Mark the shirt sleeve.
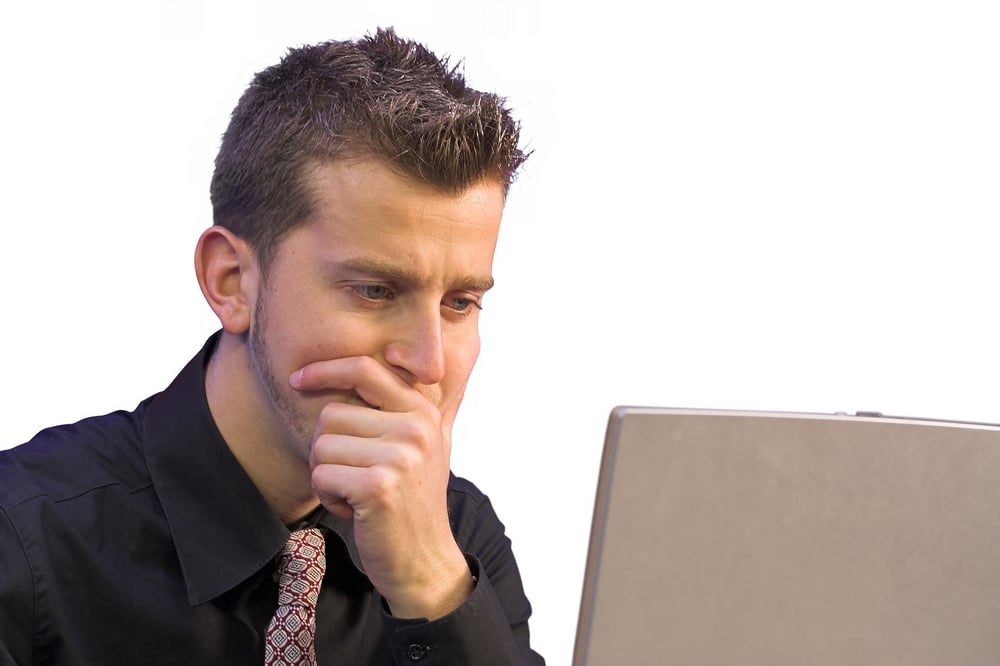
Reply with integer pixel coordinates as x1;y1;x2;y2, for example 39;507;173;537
378;491;544;665
0;507;35;665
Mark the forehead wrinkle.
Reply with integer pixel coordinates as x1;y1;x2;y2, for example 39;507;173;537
333;257;494;292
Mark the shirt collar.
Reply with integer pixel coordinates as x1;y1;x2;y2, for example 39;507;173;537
142;333;365;606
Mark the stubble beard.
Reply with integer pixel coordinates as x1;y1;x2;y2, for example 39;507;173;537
248;288;315;457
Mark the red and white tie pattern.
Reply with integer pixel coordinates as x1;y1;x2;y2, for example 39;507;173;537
265;528;327;665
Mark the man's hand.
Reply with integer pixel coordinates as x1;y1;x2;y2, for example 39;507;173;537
290;356;474;620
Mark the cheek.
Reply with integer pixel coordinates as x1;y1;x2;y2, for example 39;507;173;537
291;316;382;369
444;333;482;383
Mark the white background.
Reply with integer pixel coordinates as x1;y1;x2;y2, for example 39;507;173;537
2;1;999;663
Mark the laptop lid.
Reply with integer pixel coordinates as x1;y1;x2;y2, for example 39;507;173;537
574;406;1000;666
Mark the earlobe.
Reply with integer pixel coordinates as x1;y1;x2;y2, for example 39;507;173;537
194;226;257;334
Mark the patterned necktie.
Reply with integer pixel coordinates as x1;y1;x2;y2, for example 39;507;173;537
265;528;327;665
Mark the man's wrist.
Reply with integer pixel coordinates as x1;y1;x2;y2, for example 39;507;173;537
383;550;476;620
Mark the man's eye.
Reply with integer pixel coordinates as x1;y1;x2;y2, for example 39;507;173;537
446;296;482;313
353;285;393;300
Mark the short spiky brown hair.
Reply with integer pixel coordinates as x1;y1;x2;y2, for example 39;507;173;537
210;27;528;272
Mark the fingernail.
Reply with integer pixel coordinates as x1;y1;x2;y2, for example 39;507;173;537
289;369;303;388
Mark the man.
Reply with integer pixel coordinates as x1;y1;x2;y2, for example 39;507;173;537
0;28;543;665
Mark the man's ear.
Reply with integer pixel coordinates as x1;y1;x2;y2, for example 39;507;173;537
194;226;258;334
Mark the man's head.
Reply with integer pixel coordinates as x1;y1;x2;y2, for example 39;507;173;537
197;30;526;477
210;27;527;275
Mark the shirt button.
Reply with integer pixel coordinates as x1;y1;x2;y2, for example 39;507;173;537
407;643;432;661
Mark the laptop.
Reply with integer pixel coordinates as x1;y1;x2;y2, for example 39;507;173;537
574;406;1000;666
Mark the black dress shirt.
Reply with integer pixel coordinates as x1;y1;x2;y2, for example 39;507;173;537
0;335;543;665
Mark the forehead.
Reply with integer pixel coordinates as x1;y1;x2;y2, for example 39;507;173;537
270;158;505;282
301;158;505;236
307;156;503;209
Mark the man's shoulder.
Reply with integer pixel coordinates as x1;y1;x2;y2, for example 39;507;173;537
446;472;490;505
0;398;156;510
445;472;512;541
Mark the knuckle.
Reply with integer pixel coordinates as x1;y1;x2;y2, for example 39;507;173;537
396;417;428;445
366;467;397;502
394;444;423;474
354;355;380;374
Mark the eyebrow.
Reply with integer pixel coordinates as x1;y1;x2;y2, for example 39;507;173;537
334;257;495;292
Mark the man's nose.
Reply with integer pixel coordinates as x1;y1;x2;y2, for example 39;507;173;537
383;305;446;386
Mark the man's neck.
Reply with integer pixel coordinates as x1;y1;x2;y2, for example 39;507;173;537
204;332;321;524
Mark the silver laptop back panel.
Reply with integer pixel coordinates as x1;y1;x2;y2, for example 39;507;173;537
575;407;1000;666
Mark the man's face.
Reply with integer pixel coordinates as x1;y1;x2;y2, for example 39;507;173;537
246;158;505;458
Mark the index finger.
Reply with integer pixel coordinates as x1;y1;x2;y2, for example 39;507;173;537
289;356;420;413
